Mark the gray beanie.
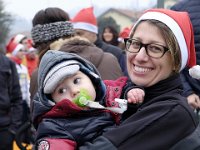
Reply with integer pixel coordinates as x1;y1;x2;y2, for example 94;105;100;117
44;60;99;94
39;50;106;101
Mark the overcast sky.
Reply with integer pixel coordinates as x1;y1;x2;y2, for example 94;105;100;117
3;0;157;20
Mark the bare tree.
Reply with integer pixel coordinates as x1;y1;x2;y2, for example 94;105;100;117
0;0;12;53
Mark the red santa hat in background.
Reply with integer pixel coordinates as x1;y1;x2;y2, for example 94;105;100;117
6;37;17;54
11;44;25;56
6;37;24;56
119;27;131;39
118;27;131;42
71;7;98;34
132;8;200;80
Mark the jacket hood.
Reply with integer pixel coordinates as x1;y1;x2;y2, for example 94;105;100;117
32;50;106;123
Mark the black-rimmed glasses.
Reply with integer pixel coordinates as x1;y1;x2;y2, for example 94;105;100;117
124;38;169;58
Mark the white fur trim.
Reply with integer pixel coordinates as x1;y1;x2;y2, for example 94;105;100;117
43;60;80;94
73;22;98;34
189;65;200;80
133;11;188;71
14;34;26;43
12;44;24;56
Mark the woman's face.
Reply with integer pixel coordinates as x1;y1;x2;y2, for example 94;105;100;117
103;28;113;42
126;21;173;87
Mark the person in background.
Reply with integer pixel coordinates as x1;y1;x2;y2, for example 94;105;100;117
6;38;32;145
6;42;30;123
79;8;199;150
20;37;38;77
171;0;200;110
101;25;120;47
30;7;74;107
71;7;127;76
6;34;39;77
0;50;23;150
13;34;30;51
26;46;38;77
8;34;29;68
32;50;144;150
6;42;30;107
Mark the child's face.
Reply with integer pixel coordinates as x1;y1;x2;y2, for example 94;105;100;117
16;49;26;60
51;71;96;103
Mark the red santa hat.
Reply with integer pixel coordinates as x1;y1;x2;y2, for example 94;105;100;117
118;27;131;42
132;8;200;79
6;37;17;53
6;38;24;56
11;44;25;56
71;7;98;34
119;27;131;39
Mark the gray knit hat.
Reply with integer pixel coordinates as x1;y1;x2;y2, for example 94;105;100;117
40;50;106;102
31;21;75;44
44;60;83;94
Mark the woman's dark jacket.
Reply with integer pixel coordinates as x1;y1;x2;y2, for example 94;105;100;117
0;54;23;134
79;74;198;150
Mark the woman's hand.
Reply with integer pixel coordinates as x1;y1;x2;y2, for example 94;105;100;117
187;93;200;110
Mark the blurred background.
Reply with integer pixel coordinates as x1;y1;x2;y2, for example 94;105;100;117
0;0;180;52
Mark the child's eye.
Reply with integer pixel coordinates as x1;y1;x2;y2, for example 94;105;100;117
74;78;81;84
58;88;67;94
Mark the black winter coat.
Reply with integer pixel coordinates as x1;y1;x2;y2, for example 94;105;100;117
0;54;23;134
79;74;198;150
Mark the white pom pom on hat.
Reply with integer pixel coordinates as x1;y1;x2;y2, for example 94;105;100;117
133;8;200;78
189;65;200;80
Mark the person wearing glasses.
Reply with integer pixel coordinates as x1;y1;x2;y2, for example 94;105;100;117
79;8;199;150
32;50;145;150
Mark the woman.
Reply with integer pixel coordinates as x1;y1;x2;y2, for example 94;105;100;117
101;26;119;47
79;8;199;150
30;7;74;105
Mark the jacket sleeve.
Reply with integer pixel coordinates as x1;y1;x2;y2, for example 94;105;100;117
180;71;193;97
9;60;23;134
120;80;141;120
36;138;76;150
35;119;77;150
79;136;117;150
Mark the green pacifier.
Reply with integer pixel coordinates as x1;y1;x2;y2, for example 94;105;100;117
73;89;92;107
